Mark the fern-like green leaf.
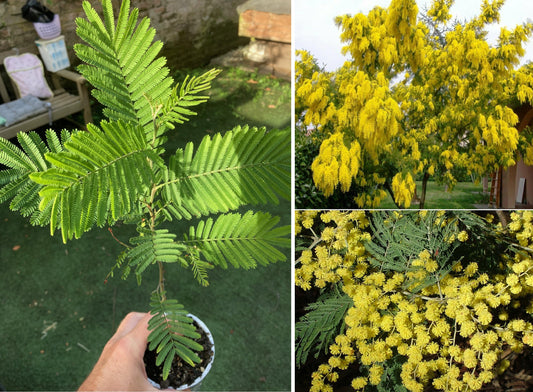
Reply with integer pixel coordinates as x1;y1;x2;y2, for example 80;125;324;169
186;245;213;287
375;356;410;392
365;211;461;293
160;126;290;220
295;290;352;368
106;248;132;281
29;120;159;242
185;211;290;269
158;69;221;131
125;227;188;277
148;291;202;380
75;0;172;132
0;130;70;219
75;0;215;140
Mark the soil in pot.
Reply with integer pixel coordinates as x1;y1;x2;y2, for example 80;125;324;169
144;320;214;389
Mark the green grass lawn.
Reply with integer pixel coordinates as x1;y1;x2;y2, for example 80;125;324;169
0;66;291;391
378;181;488;209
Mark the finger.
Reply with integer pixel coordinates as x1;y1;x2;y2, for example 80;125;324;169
123;313;153;358
130;312;152;343
113;312;147;340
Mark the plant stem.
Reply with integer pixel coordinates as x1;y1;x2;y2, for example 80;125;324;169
147;180;166;300
401;290;445;302
107;227;130;249
295;228;322;265
158;261;166;300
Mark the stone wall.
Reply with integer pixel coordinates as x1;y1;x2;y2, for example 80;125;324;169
0;0;249;70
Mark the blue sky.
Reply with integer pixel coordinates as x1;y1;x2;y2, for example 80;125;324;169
294;0;533;70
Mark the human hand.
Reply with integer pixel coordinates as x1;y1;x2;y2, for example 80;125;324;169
78;312;158;391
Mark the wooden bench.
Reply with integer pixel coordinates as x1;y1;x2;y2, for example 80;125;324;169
237;0;291;79
0;50;92;139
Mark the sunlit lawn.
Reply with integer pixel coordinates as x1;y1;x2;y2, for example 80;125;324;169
379;181;489;209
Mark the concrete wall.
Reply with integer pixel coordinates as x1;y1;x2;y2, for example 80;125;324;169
0;0;248;69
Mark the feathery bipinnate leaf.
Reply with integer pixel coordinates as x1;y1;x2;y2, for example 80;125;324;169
125;227;188;279
365;211;460;293
185;211;290;269
74;0;216;140
157;69;221;132
108;228;213;287
75;0;171;132
0;130;70;223
189;255;213;287
30;120;161;243
160;126;291;220
148;291;202;380
295;290;352;368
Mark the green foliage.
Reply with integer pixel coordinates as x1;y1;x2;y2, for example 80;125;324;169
185;211;290;270
294;130;328;209
452;211;514;273
295;288;352;368
0;130;70;221
75;0;170;132
74;0;217;140
29;121;161;242
356;356;410;392
365;211;462;293
148;290;203;380
376;357;409;392
365;210;512;293
161;126;290;220
0;0;289;382
126;227;188;277
160;70;220;130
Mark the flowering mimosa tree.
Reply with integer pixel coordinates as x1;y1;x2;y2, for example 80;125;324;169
295;0;533;208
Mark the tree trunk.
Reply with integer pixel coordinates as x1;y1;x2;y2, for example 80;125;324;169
419;172;430;209
495;209;508;227
385;181;402;209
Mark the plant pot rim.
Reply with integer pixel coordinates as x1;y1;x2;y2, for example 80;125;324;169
148;313;215;391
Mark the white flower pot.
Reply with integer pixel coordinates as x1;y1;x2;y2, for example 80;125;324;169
148;313;215;391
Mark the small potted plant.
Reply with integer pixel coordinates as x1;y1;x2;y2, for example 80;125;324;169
0;0;290;389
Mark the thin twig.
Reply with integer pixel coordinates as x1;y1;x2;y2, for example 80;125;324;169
108;227;130;249
77;342;90;352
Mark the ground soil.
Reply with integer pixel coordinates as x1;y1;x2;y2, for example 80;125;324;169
144;320;214;390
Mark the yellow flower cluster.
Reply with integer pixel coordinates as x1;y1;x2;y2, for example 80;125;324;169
295;210;370;290
427;0;453;23
311;133;361;197
391;172;416;208
337;0;425;75
354;187;389;209
297;211;533;392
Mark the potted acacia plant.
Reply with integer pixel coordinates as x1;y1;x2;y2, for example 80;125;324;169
0;0;290;389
